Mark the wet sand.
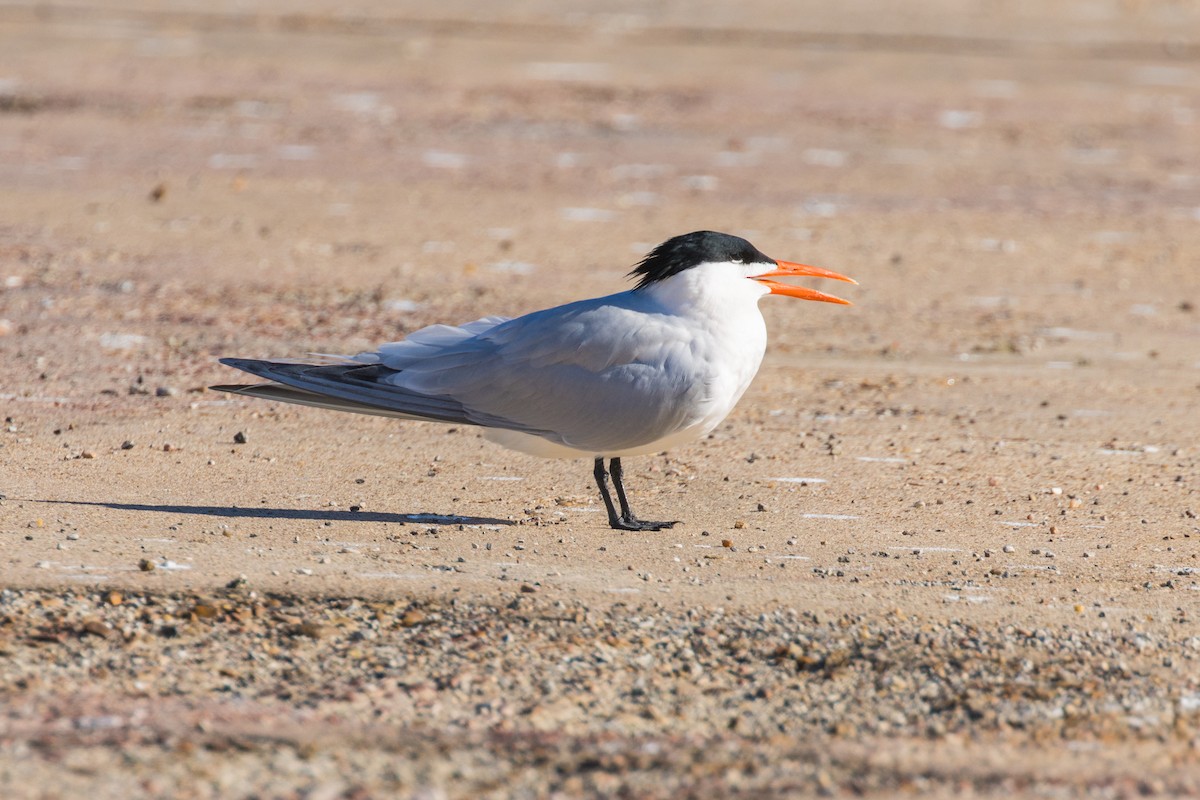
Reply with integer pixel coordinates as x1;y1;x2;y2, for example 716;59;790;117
2;2;1199;796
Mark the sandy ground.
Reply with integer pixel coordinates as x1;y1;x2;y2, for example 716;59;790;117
2;1;1200;797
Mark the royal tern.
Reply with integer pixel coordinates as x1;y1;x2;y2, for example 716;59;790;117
213;231;855;530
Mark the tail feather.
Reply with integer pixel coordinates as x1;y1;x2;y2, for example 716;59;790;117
211;382;443;421
213;357;474;425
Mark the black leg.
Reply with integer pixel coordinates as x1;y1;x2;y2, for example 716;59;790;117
603;457;677;531
593;457;622;529
609;457;636;520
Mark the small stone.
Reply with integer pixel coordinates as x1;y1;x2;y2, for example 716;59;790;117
81;619;111;638
733;520;745;529
163;443;177;452
1051;487;1063;495
106;591;123;606
1002;544;1015;553
120;440;135;450
400;609;426;627
294;567;313;576
139;558;156;571
520;584;537;593
155;386;178;397
192;604;218;619
294;621;325;639
721;539;733;548
80;451;96;459
233;431;247;444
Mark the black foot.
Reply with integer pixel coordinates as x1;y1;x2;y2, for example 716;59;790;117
610;516;678;532
593;456;681;532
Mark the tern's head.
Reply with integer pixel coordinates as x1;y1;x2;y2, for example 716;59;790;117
629;231;855;304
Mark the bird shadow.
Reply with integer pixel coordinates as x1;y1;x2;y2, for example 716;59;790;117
33;499;514;527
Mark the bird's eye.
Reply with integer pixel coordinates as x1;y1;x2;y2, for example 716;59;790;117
731;258;744;264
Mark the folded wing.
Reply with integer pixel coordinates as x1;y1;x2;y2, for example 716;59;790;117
216;295;709;454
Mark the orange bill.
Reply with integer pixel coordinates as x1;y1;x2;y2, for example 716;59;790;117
752;260;857;305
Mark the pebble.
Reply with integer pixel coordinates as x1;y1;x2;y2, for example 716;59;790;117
81;619;111;638
1002;544;1015;553
0;584;1187;795
294;621;325;639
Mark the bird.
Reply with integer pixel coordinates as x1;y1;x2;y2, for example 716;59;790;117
213;230;855;531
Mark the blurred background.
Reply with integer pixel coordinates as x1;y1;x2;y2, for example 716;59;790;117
2;1;1198;379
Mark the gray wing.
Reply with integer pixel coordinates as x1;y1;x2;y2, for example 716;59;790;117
213;360;483;425
214;316;516;425
214;316;552;438
216;296;715;454
376;297;713;453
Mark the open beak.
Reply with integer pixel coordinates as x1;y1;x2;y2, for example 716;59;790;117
752;260;857;305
